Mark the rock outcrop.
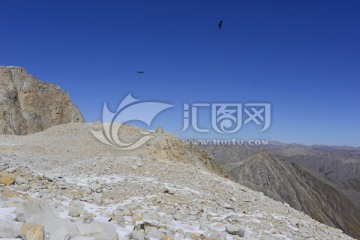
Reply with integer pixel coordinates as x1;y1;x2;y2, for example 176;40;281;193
0;66;84;135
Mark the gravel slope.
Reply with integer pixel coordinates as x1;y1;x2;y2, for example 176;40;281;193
0;123;354;240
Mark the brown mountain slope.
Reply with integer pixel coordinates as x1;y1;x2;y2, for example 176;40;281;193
223;150;360;239
276;146;360;207
202;143;360;207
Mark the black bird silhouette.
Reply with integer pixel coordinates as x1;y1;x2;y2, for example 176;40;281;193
136;71;144;74
218;20;222;29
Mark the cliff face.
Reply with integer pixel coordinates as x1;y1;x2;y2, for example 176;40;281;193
0;66;84;135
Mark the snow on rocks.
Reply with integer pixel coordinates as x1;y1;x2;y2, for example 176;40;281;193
0;123;356;240
43;170;55;182
225;224;246;237
68;200;85;217
0;220;22;238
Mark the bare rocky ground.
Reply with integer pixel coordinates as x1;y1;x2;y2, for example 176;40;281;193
0;123;354;240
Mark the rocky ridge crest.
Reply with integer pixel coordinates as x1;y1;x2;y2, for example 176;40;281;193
0;66;84;135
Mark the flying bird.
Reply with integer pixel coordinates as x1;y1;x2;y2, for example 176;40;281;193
218;20;222;29
136;71;144;74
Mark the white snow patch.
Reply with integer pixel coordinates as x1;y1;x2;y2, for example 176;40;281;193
0;207;16;221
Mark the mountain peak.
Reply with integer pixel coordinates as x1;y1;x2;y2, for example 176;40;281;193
247;149;273;164
0;66;84;135
257;149;271;158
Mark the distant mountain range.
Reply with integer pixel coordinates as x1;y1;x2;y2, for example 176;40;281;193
201;142;360;239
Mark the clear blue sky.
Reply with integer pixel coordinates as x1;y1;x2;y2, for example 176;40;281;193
1;0;359;146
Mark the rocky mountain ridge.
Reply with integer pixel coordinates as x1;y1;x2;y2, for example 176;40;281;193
0;123;354;239
0;66;84;135
202;144;360;239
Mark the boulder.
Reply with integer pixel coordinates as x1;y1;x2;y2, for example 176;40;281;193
155;126;164;134
68;200;84;217
0;172;15;185
15;176;29;184
6;167;17;173
132;230;145;240
90;183;102;193
0;220;22;238
21;199;54;221
49;227;71;240
21;222;45;240
75;221;118;240
145;227;164;239
71;237;96;240
225;224;246;237
43;171;55;182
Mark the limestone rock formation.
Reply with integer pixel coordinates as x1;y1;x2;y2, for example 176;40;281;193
0;66;84;135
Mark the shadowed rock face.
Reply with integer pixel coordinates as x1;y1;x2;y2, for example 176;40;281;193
0;66;84;135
